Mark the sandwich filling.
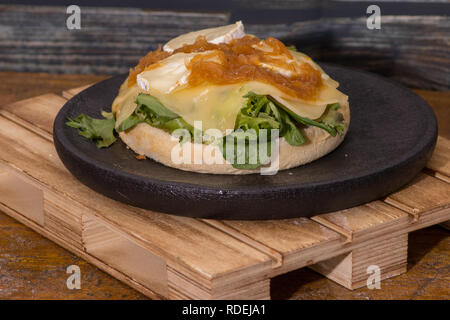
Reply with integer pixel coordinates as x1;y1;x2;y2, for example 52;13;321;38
67;22;349;170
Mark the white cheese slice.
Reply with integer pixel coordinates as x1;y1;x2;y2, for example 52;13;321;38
137;52;196;94
163;21;245;52
118;43;348;132
112;80;140;129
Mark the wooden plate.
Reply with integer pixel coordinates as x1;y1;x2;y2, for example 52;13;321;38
53;64;437;220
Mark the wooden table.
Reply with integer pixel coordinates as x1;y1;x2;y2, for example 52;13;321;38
0;72;448;300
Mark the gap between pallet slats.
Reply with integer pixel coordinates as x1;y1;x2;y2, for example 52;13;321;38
202;220;284;268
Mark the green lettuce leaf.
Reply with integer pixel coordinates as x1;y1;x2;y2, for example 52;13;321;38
237;91;305;146
116;113;143;132
117;93;194;137
279;108;305;146
66;112;116;148
219;129;272;170
317;103;346;135
136;94;179;124
67;93;196;150
222;92;345;169
66;90;345;171
268;97;345;137
222;92;303;169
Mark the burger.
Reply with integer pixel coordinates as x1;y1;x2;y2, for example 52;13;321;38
67;21;350;174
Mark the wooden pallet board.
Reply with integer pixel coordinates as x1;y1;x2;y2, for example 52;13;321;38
0;85;448;299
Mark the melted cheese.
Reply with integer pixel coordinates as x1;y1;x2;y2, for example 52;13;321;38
163;21;245;52
136;52;217;94
122;51;347;132
114;27;347;133
156;84;247;132
112;80;140;129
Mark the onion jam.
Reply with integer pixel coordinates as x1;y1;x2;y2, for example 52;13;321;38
128;35;322;101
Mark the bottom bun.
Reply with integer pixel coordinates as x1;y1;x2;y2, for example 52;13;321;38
119;102;350;174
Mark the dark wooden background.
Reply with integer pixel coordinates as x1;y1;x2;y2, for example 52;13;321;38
0;1;449;89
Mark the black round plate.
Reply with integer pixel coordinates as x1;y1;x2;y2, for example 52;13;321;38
53;64;437;220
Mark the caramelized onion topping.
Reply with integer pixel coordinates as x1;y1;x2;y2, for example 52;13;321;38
128;35;322;100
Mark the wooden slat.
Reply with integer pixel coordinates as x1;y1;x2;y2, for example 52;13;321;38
0;93;66;136
203;220;284;268
432;172;450;184
440;220;450;231
207;218;342;275
311;201;409;243
311;233;408;290
62;83;95;100
309;174;450;250
45;200;83;250
309;216;353;243
385;173;450;216
82;214;169;298
0;116;273;296
0;167;44;227
427;136;450;179
221;218;340;256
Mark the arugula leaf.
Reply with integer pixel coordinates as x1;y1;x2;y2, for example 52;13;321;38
66;112;116;148
236;93;280;132
222;91;346;169
279;108;305;146
158;117;194;136
136;94;179;124
317;103;346;135
242;92;271;117
219;129;272;170
116;113;144;132
236;92;305;146
66;93;195;149
117;93;195;137
222;92;299;169
235;112;280;132
268;97;345;137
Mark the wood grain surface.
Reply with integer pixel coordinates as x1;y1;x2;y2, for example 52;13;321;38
0;71;448;299
0;3;449;90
